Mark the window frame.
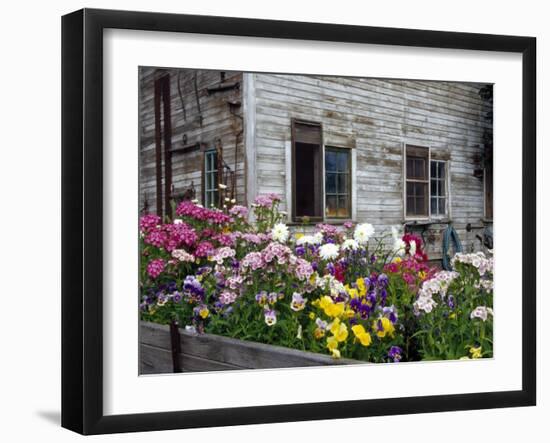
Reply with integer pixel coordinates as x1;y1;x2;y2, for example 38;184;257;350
324;146;352;220
430;159;449;219
403;143;450;221
290;118;324;223
203;148;219;209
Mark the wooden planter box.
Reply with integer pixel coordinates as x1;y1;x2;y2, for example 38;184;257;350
140;321;360;374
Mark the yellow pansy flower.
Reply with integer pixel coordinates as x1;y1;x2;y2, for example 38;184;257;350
326;335;338;351
347;288;359;299
330;348;341;359
351;324;372;347
319;296;345;318
295;232;304;240
344;308;355;319
309;312;315;320
356;278;367;297
469;346;483;359
199;307;209;319
329;318;349;342
418;270;427;280
393;257;402;264
373;317;395;338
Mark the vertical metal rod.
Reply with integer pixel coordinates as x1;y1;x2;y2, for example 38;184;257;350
169;319;182;373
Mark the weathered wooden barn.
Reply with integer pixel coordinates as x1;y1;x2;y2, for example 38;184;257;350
139;67;493;261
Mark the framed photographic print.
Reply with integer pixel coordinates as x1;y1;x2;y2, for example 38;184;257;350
61;8;536;435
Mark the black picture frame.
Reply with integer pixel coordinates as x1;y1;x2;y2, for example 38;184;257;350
61;8;537;435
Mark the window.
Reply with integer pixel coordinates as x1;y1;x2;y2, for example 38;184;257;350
291;120;323;221
430;160;447;216
325;147;351;218
405;145;448;218
204;149;219;208
405;145;429;217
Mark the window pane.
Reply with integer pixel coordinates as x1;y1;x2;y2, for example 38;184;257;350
407;196;415;215
438;198;446;215
417;182;427;198
326;195;337;217
420;159;427;179
431;197;438;215
406;158;414;178
406;182;415;199
407;157;427;180
431;161;436;178
338;195;349;217
326;173;336;193
207;152;213;171
416;194;425;215
325;151;337;172
337;173;348;194
337;151;349;172
438;161;446;180
431;179;437;196
407;182;427;216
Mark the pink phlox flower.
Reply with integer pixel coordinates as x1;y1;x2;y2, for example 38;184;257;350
146;258;165;279
139;214;161;233
195;241;215;258
241;252;264;270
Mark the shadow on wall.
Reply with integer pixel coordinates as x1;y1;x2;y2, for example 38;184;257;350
35;410;60;426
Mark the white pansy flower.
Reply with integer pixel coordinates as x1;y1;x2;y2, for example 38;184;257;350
470;306;493;322
296;235;314;246
271;223;289;243
409;240;417;256
353;223;375;245
313;231;324;244
342;239;359;251
318;243;340;261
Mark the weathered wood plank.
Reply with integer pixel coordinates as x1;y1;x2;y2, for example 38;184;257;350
140;321;360;373
140;344;242;374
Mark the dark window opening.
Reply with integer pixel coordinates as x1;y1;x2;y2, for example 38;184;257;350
292;120;323;221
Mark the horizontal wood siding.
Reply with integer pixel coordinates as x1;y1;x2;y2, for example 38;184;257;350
139;68;246;213
140;321;359;374
252;73;493;258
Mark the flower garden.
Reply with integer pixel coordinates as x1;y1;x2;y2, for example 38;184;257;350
140;193;494;364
